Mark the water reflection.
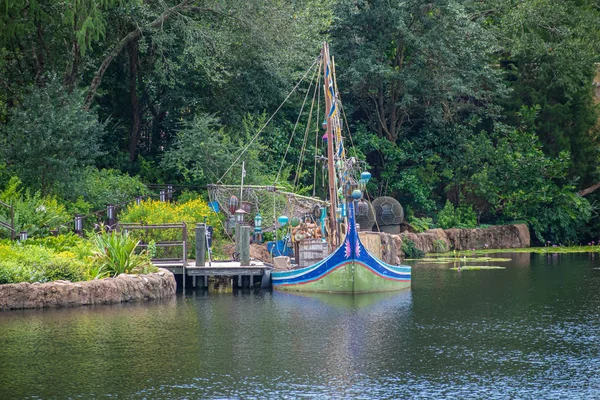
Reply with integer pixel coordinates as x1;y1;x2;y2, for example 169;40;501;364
1;253;600;399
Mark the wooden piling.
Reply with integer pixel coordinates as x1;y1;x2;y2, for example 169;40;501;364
196;223;206;267
240;226;250;266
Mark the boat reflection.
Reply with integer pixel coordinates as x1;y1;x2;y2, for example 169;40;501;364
273;288;412;310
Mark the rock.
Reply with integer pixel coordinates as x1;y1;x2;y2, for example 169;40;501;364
366;223;531;262
444;224;530;250
0;268;176;311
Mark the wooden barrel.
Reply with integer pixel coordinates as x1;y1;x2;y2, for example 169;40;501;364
298;238;327;267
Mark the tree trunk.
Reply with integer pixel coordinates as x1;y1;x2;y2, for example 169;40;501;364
83;0;192;110
128;40;141;162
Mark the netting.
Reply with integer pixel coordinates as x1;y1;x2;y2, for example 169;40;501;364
207;185;327;232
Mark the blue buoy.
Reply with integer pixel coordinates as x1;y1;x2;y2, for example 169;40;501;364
361;171;372;181
352;189;363;200
278;216;289;226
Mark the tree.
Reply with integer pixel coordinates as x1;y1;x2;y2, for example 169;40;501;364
0;77;104;194
492;0;600;187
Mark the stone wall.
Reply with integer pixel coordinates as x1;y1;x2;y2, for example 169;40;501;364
360;224;530;263
0;268;176;311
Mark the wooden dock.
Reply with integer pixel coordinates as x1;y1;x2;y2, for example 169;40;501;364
153;260;272;289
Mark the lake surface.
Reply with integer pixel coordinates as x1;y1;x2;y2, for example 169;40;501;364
1;252;600;399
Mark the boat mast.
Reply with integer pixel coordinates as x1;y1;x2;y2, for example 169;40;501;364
323;42;338;247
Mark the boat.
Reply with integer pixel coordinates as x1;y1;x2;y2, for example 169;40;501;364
270;43;411;293
208;42;411;293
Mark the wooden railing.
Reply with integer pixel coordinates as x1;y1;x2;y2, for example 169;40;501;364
0;200;15;240
117;222;188;265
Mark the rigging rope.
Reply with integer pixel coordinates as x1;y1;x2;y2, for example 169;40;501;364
218;56;320;184
293;63;320;191
312;63;322;197
275;58;321;185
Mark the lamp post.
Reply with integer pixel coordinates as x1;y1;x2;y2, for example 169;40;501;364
253;212;263;244
107;204;115;227
19;231;27;241
74;214;83;236
235;208;247;225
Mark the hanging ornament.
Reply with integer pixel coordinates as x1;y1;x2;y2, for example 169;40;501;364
228;195;239;214
357;199;369;216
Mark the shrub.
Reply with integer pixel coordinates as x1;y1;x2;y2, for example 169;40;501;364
119;198;224;259
88;230;156;277
437;200;477;229
0;176;71;238
66;167;150;210
409;216;434;233
433;239;447;253
401;238;425;259
0;242;89;284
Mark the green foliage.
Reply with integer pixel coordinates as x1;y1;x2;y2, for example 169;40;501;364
0;177;71;238
401;238;425;259
66;167;149;210
493;0;600;186
88;229;155;277
408;216;434;233
433;239;447;253
437;200;477;230
0;237;91;284
119;198;225;259
470;123;593;243
0;77;105;195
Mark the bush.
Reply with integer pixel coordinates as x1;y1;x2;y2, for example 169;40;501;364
66;167;150;210
0;241;89;284
88;230;155;277
433;239;447;253
401;239;425;259
437;200;477;229
409;216;434;233
0;176;71;238
119;198;224;259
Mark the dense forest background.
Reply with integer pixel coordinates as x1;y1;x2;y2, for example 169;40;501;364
1;0;599;244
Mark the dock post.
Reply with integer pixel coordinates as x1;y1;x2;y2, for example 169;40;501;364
235;223;241;255
182;222;187;291
196;223;206;267
240;226;251;266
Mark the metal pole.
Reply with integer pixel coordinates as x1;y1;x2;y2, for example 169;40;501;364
240;161;245;204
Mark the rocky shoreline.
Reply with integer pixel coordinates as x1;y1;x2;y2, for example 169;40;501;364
0;268;176;311
359;224;530;265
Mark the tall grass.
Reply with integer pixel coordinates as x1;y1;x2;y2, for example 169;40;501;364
89;230;156;277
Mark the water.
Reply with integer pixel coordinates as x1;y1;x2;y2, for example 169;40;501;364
1;252;600;399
